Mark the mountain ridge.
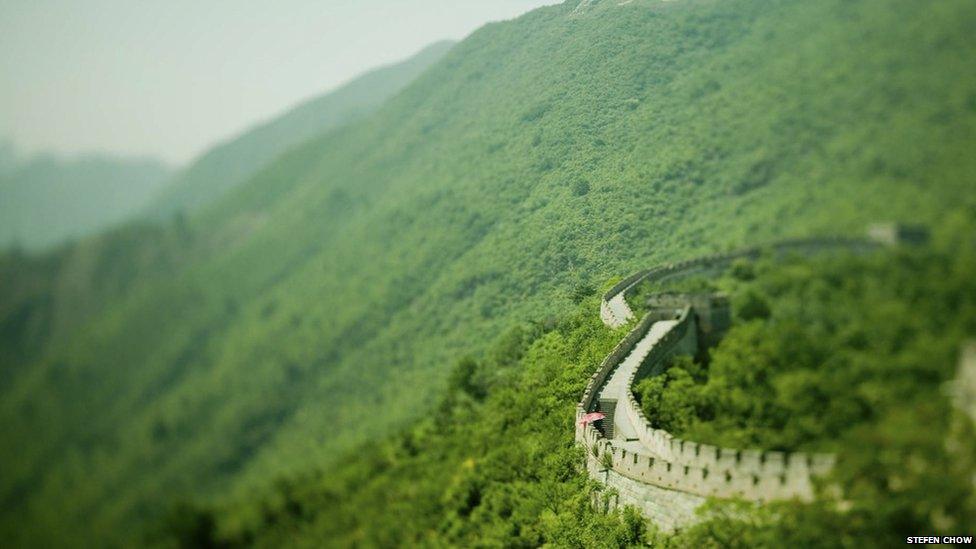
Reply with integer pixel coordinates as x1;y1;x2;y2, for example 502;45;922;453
146;40;456;218
0;153;172;251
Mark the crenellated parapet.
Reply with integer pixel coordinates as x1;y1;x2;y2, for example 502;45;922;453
578;231;913;525
580;422;834;501
576;305;833;502
578;313;659;418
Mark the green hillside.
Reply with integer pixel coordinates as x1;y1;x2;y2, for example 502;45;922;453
146;41;455;218
0;221;193;386
0;154;171;250
2;0;975;546
194;226;976;548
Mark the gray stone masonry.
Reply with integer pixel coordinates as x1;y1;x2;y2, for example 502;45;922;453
579;233;898;530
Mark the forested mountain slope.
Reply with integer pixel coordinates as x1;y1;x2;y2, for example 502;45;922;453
0;221;193;385
2;0;974;545
0;42;454;396
201;224;976;548
146;41;455;218
0;154;171;250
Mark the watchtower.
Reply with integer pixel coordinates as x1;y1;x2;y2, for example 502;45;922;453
646;292;731;350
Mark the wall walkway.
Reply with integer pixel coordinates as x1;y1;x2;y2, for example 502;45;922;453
579;234;893;530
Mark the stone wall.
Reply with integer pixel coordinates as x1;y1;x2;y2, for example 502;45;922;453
585;444;706;533
581;425;829;502
579;313;659;414
576;306;833;504
600;235;886;328
646;293;730;346
579;234;894;528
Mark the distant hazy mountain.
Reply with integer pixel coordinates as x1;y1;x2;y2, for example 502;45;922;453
0;140;17;176
0;154;171;251
0;41;454;251
146;40;455;217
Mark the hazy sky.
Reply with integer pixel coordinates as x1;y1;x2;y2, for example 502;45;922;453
0;0;553;165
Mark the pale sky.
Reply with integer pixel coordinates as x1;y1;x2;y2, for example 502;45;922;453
0;0;553;166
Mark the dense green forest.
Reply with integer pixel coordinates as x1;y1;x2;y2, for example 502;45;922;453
1;0;975;546
164;218;975;548
0;153;171;250
0;221;194;385
634;229;976;454
145;41;455;218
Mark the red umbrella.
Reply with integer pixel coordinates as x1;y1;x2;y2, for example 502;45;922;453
578;412;606;426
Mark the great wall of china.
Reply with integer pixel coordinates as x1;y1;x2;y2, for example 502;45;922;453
575;227;928;530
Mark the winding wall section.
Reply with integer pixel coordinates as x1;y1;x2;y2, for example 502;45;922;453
579;235;885;530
